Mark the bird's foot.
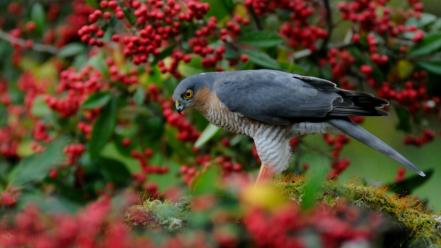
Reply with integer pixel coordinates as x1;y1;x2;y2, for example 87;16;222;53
256;164;274;184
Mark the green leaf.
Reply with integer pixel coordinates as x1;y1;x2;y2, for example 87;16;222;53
133;87;145;106
88;52;107;73
85;0;99;8
203;0;233;20
416;61;441;75
31;95;51;117
88;97;117;159
20;193;79;213
121;6;136;25
194;124;220;148
58;43;85;58
238;31;283;48
397;60;414;79
243;49;281;69
386;169;433;196
31;3;45;34
9;137;69;187
152;46;175;64
179;57;205;77
82;92;112;109
407;13;436;28
395;106;412;132
101;143;140;174
191;165;220;195
148;159;181;191
95;157;131;186
409;32;441;57
0;104;7;126
301;165;328;210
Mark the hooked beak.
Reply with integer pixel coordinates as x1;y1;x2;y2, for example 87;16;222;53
175;100;185;113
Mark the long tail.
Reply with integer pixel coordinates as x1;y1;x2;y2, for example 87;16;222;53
329;119;426;177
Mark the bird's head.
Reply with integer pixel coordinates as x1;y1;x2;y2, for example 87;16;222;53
173;73;214;113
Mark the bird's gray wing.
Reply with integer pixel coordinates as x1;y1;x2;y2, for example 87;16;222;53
213;70;341;125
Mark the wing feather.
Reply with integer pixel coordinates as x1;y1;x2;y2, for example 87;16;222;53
213;70;387;125
213;70;339;125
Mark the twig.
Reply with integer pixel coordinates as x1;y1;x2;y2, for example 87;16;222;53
247;7;262;30
319;0;333;54
0;29;59;54
293;41;353;60
293;136;304;174
300;142;333;160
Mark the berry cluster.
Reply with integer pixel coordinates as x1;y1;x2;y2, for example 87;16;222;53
17;73;45;110
180;165;199;185
187;17;226;69
377;79;439;114
244;202;381;247
404;129;436;147
323;134;350;160
323;133;351;179
79;0;210;67
214;155;243;176
338;0;423;38
54;1;93;46
45;66;105;117
78;121;93;137
106;59;138;85
180;154;243;186
0;187;19;207
0;198;152;247
246;0;328;50
329;159;351;180
395;167;406;183
161;100;199;142
326;48;355;82
64;143;86;164
3;1;92;55
158;50;191;78
33;121;50;142
0;127;19;158
131;148;168;198
366;34;389;65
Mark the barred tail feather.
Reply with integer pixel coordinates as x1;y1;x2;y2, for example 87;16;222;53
329;119;425;177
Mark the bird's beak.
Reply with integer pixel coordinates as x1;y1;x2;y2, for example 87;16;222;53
175;100;185;113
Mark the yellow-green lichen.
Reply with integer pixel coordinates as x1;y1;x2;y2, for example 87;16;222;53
278;177;441;245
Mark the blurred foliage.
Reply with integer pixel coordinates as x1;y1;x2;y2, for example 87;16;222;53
0;0;440;247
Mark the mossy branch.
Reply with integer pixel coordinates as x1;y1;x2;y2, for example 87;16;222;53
279;178;441;245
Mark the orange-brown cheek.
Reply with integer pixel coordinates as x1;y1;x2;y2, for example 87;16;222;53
192;87;213;113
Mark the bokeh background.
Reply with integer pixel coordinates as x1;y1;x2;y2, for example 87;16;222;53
1;0;441;247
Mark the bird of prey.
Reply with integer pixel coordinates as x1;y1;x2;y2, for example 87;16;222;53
173;69;425;181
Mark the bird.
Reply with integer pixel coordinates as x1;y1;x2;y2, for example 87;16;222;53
172;69;425;181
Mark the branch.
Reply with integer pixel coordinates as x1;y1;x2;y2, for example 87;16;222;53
0;29;59;54
300;142;333;160
293;41;353;60
293;136;304;174
247;7;263;30
319;0;333;54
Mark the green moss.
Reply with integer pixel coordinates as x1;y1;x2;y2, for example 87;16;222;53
279;177;441;245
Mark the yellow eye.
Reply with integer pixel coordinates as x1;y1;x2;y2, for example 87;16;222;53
183;89;193;99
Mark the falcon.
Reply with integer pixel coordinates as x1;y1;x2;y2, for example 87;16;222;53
172;70;425;181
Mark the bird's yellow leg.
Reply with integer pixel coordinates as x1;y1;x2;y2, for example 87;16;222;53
256;164;274;183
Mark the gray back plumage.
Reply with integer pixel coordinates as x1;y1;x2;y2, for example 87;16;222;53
212;70;386;125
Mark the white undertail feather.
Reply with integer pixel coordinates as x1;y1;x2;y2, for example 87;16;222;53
290;122;332;135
